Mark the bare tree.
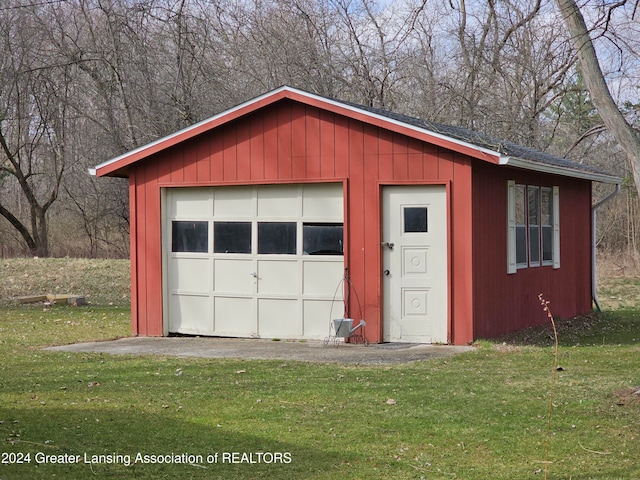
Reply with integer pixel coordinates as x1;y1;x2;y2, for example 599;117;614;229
555;0;640;193
0;2;70;257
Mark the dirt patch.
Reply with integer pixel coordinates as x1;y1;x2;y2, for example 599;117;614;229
492;312;603;347
613;387;640;406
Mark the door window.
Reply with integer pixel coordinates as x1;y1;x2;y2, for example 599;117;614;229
403;207;428;233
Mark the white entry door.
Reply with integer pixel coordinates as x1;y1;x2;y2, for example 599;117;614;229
382;185;448;343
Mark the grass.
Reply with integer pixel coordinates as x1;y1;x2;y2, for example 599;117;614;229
0;258;130;307
0;259;639;479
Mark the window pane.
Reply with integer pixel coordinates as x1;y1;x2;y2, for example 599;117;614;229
528;186;539;225
258;222;297;254
529;225;540;265
214;222;251;254
542;226;553;262
172;221;208;253
515;185;526;225
404;207;428;232
303;223;343;255
541;188;552;227
516;225;527;265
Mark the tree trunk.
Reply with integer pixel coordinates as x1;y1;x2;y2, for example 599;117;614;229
555;0;640;192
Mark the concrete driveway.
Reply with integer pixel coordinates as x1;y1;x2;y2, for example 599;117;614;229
45;336;475;365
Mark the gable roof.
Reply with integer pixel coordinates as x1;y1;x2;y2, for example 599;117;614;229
91;86;621;184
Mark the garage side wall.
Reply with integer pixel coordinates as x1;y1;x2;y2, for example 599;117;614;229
471;162;592;339
128;99;474;343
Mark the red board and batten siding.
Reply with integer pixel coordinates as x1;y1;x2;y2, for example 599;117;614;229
126;99;475;344
471;161;592;339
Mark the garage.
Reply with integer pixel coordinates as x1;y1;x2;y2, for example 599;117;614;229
163;183;345;340
92;86;619;344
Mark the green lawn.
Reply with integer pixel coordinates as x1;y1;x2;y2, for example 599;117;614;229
1;303;639;479
1;258;639;479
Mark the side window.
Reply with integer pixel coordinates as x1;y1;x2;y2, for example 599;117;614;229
303;223;343;255
172;221;208;253
258;222;297;254
508;182;559;273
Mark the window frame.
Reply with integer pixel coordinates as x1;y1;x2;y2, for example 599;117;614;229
507;181;559;274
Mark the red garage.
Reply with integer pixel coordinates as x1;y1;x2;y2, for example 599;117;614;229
92;86;620;345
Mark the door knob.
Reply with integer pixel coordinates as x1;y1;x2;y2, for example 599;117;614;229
250;272;258;278
381;242;394;249
383;269;390;276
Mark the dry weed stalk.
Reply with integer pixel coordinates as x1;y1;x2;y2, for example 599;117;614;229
538;293;559;480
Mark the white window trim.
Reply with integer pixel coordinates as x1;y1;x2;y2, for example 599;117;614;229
507;181;560;274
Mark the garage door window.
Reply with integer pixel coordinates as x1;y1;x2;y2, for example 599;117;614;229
258;222;297;254
303;223;343;255
214;222;251;254
172;221;208;253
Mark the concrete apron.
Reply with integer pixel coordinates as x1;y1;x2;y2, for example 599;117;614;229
44;337;475;365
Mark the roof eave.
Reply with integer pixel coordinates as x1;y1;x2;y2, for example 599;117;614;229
500;156;622;184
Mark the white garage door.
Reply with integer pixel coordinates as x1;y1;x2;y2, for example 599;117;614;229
163;184;344;340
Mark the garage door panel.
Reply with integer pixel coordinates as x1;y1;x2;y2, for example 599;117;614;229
258;298;300;338
213;187;254;218
257;185;300;217
169;188;212;218
303;261;344;296
213;259;255;294
214;296;255;335
302;183;343;219
169;257;211;293
257;260;299;295
169;294;212;334
303;300;334;338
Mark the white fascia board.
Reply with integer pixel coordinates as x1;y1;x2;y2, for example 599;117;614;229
500;155;622;184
